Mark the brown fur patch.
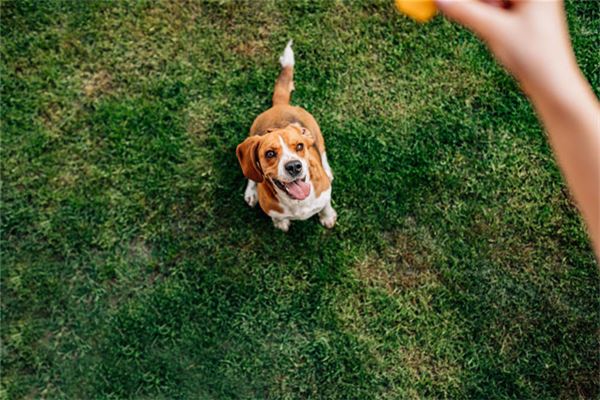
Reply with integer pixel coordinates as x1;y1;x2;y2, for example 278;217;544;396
250;105;326;154
307;146;330;197
257;180;283;214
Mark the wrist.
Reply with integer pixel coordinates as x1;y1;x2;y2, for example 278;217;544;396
516;55;591;107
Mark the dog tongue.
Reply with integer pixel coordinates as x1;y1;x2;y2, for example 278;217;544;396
286;180;311;200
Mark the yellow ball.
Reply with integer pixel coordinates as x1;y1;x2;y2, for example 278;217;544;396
395;0;437;22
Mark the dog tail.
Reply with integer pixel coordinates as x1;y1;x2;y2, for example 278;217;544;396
272;40;295;106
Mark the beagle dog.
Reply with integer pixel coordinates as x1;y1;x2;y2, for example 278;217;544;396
236;41;336;232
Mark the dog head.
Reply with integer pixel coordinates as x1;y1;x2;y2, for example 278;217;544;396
236;123;315;201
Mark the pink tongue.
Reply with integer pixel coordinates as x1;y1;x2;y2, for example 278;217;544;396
286;180;311;200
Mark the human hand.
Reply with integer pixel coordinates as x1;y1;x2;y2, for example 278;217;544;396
437;0;600;258
435;0;577;95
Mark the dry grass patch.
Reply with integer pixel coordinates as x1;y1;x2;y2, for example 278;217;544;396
83;70;112;98
356;222;441;292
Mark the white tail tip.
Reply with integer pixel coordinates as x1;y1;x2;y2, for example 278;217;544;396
279;40;294;68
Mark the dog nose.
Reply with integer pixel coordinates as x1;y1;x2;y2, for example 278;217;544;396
285;160;302;177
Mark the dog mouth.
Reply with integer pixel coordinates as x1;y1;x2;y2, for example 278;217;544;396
273;177;311;200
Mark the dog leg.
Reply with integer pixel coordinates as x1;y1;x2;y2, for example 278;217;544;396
244;180;258;207
273;218;291;232
319;202;337;229
322;152;333;181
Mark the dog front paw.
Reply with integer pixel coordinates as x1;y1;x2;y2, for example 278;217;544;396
319;207;337;229
273;218;290;232
245;192;258;207
244;180;258;207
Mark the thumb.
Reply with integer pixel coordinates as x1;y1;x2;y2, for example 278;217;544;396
436;0;510;42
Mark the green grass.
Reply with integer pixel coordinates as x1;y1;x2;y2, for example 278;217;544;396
2;0;599;398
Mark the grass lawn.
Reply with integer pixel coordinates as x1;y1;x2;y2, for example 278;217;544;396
2;0;599;398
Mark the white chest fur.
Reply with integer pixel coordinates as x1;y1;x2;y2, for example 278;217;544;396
269;185;332;221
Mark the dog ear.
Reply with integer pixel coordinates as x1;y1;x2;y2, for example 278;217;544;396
236;136;263;183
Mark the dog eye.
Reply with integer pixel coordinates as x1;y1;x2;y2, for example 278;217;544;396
296;143;304;151
265;150;276;159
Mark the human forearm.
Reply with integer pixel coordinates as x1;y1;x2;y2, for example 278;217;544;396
524;67;600;255
437;0;600;257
